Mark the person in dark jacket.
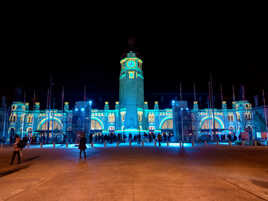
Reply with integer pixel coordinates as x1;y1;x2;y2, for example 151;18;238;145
78;132;87;160
10;135;21;165
157;134;162;147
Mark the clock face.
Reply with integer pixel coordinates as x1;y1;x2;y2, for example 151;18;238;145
127;60;136;68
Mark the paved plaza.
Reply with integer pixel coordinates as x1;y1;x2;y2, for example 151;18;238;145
0;144;268;201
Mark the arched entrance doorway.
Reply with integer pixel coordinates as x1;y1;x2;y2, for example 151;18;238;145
160;118;174;141
37;118;63;143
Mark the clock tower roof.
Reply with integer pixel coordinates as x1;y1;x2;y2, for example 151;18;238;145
120;51;143;64
127;51;137;58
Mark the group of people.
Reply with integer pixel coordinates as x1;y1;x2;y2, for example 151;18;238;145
8;132;173;163
87;132;174;144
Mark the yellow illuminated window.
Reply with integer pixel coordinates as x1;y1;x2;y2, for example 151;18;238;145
129;71;135;79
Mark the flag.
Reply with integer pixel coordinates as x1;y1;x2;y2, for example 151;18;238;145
232;85;236;101
61;86;64;110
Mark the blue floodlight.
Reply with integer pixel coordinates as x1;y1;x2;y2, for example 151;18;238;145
172;100;175;105
89;100;93;105
81;108;85;112
186;108;189;111
180;108;184;111
75;108;78;112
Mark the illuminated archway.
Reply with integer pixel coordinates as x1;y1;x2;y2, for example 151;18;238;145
37;118;63;131
200;116;224;130
91;117;104;130
160;117;173;129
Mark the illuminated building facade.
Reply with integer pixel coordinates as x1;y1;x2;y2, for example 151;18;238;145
7;51;268;142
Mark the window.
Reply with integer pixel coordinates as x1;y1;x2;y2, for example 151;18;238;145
228;113;234;122
108;113;115;123
236;112;240;121
138;111;143;122
9;114;17;122
120;111;126;122
245;112;252;120
148;113;155;123
128;71;135;79
27;115;33;123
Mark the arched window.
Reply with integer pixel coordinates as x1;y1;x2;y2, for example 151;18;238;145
138;111;143;122
236;112;240;121
9;114;17;122
201;119;222;130
40;120;62;131
27;115;33;123
228;113;234;122
245;112;252;120
148;113;155;123
91;119;102;130
108;113;115;123
120;111;126;122
161;119;173;129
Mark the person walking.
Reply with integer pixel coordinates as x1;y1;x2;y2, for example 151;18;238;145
10;135;22;165
78;132;87;160
157;134;162;147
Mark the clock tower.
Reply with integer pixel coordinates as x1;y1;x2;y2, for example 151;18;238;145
119;51;144;132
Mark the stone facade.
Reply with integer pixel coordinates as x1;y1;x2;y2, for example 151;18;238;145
6;51;268;142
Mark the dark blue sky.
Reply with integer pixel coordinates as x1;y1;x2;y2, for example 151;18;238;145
1;20;266;109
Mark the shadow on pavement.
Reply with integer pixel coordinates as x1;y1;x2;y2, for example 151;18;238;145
251;179;268;189
23;155;40;162
0;164;30;177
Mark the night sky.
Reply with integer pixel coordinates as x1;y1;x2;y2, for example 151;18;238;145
1;21;266;110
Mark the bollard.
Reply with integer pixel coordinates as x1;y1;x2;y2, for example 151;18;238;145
142;141;144;147
53;142;55;149
192;141;194;147
40;143;43;148
66;143;68;148
104;141;107;147
117;141;119;147
228;141;232;146
167;141;169;147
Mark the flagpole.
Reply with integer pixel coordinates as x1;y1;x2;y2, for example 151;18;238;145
263;89;267;133
62;85;64;110
193;82;196;101
179;82;182;100
84;85;87;102
209;73;216;140
47;87;50;144
232;85;236;102
220;84;223;102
